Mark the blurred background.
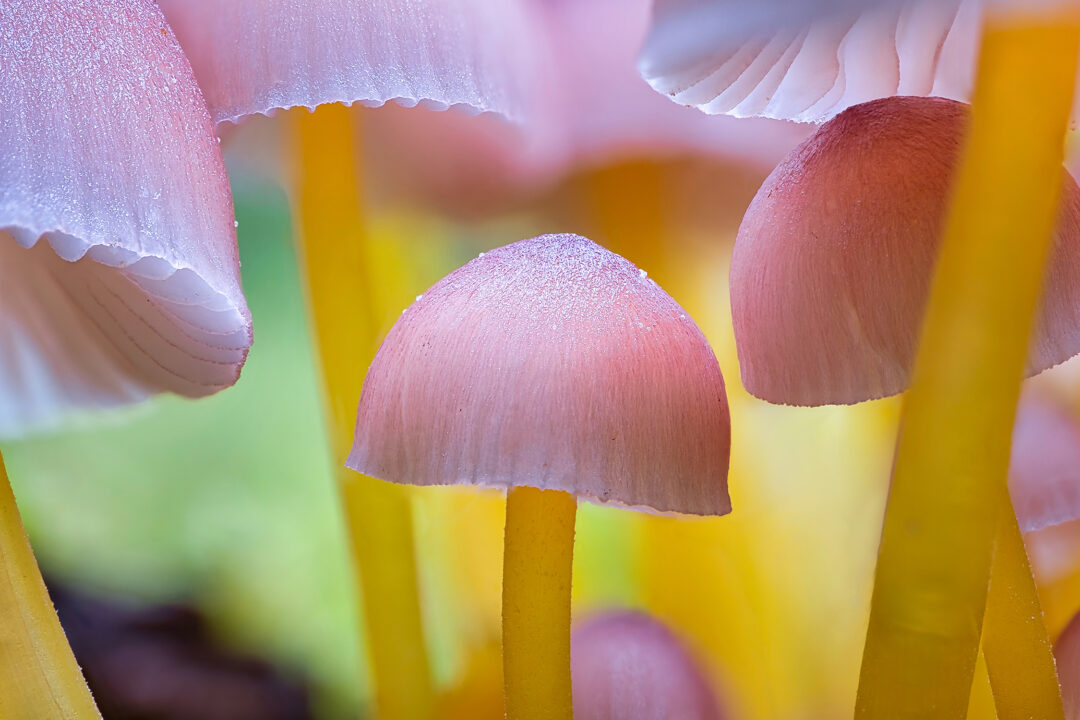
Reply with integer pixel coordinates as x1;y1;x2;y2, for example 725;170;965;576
7;104;1080;720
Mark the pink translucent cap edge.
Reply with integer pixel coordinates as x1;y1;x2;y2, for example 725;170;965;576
571;610;727;720
347;234;731;516
731;96;1080;407
1009;394;1080;533
156;0;542;125
0;0;251;437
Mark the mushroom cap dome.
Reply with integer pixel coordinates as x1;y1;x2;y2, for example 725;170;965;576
731;96;1080;406
348;234;730;516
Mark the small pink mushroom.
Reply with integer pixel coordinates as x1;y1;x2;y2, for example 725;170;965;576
349;233;731;515
348;232;731;718
572;611;727;720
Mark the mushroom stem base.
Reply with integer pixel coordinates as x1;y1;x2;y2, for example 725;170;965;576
503;486;577;720
0;450;100;719
983;491;1063;719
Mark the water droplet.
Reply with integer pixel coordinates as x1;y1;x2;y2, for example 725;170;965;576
638;268;648;278
478;252;486;258
415;294;424;302
233;220;239;228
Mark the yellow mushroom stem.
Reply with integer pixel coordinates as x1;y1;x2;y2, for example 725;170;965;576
983;490;1063;719
855;17;1079;718
502;486;577;720
0;450;100;719
293;104;434;720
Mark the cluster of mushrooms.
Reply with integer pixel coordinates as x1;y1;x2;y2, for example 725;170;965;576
5;1;1080;720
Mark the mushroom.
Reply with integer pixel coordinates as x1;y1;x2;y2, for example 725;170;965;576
152;2;543;712
731;92;1080;715
0;1;251;716
1;0;252;437
348;233;731;719
638;0;1080;714
571;610;727;720
731;95;1080;407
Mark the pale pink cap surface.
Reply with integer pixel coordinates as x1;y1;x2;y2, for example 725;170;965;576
157;0;542;125
0;0;252;438
571;611;726;720
1009;395;1080;533
731;96;1080;406
1056;609;1080;719
638;0;1078;124
347;234;731;516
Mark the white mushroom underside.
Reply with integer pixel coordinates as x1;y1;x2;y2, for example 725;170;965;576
0;229;249;437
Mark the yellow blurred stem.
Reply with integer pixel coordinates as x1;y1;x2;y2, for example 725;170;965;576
0;450;100;720
582;162;670;284
983;492;1063;719
293;104;434;720
968;650;997;720
502;487;576;720
855;19;1079;718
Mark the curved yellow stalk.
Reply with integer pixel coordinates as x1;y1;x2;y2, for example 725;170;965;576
0;450;100;719
856;17;1079;718
293;104;434;720
983;491;1063;719
968;649;997;720
502;486;576;720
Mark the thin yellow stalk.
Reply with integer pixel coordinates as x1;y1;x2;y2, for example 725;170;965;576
855;17;1079;718
502;486;576;720
983;491;1063;719
0;449;100;719
293;103;434;720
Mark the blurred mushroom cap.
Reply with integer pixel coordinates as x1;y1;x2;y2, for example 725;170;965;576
571;611;726;720
1010;394;1080;533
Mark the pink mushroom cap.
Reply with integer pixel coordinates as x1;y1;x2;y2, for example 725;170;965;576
571;610;727;720
731;96;1080;406
347;234;731;516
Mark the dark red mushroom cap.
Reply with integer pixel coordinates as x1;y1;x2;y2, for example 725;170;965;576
731;96;1080;406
